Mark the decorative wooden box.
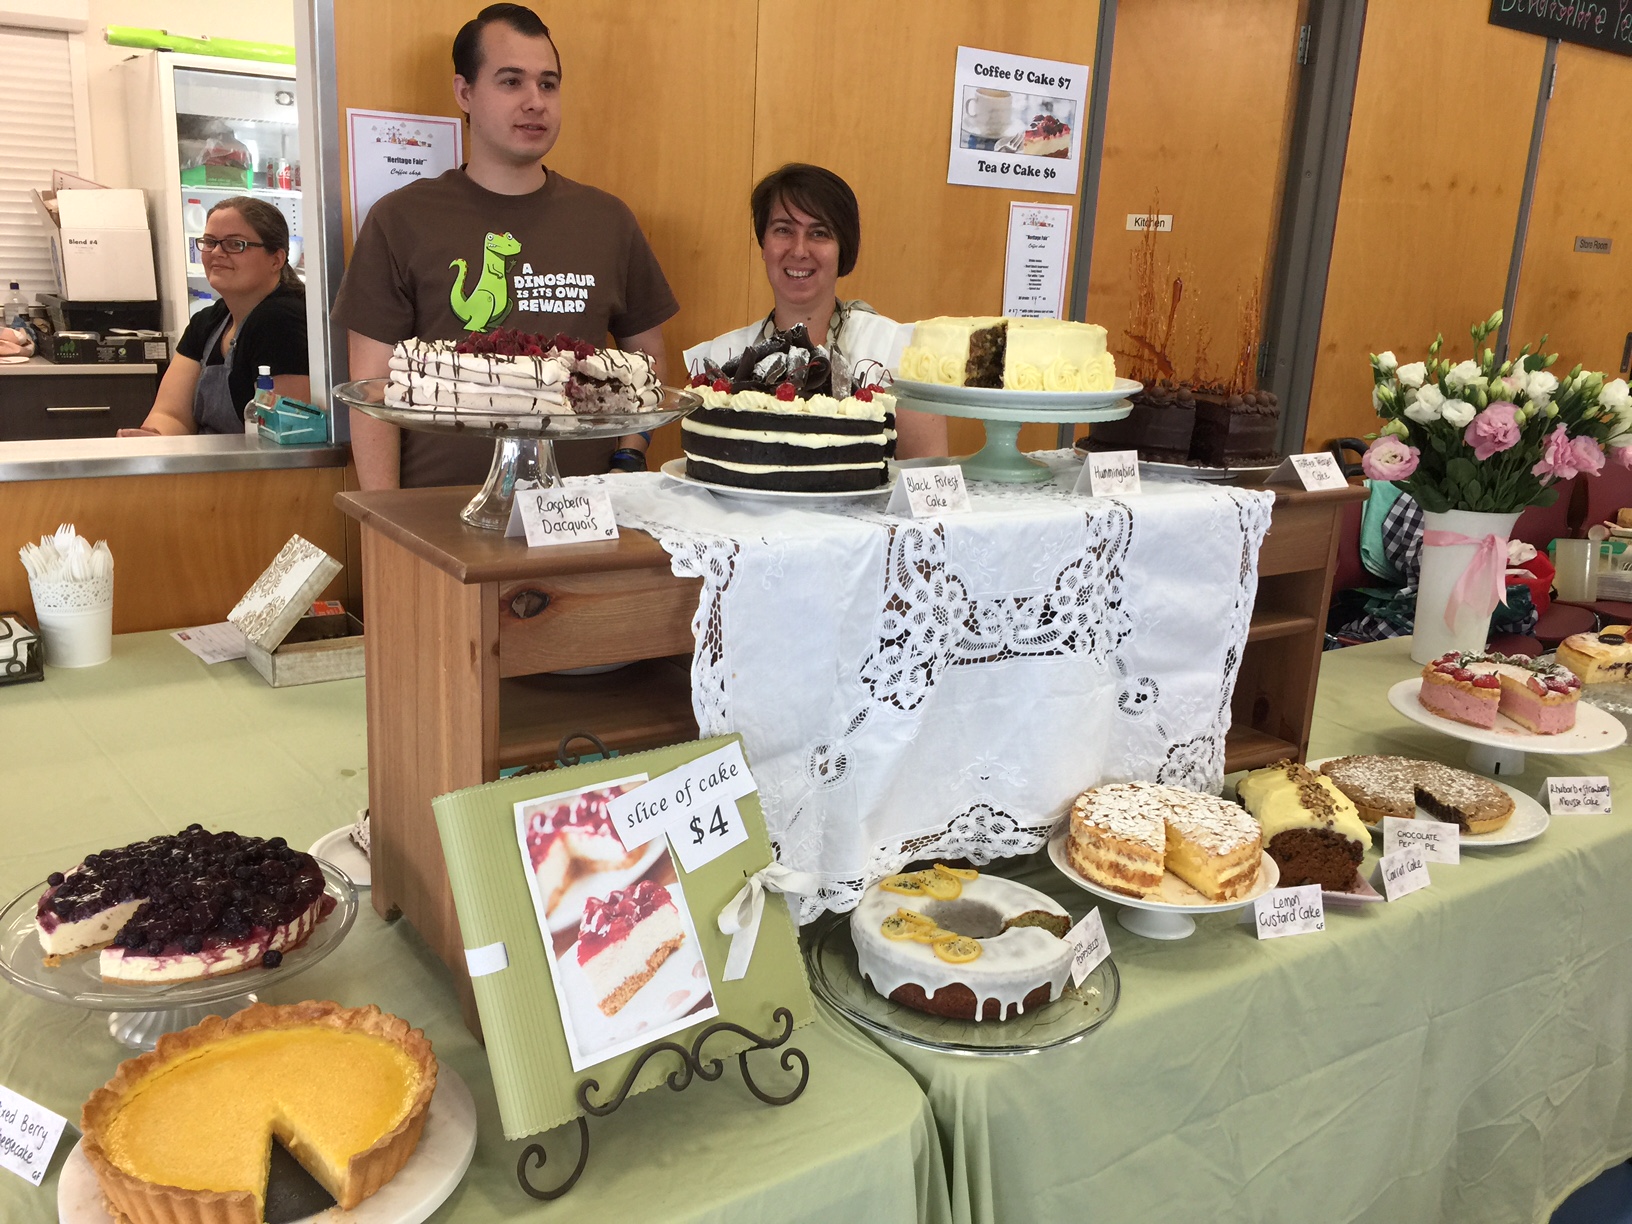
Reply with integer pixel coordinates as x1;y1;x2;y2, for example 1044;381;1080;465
228;536;364;688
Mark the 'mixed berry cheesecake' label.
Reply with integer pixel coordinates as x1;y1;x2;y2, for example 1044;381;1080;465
0;1084;67;1186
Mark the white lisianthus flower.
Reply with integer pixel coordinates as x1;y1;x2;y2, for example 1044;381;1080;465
1441;399;1476;428
1525;369;1559;403
1396;361;1426;388
1381;418;1411;439
1600;377;1631;415
1445;360;1482;391
1375;351;1398;374
1609;431;1632;448
1405;399;1443;424
1371;386;1385;412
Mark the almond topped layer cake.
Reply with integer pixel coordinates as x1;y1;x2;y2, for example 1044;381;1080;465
1418;651;1581;734
1236;760;1370;891
1069;781;1262;902
37;828;334;984
1319;754;1515;835
81;1001;436;1224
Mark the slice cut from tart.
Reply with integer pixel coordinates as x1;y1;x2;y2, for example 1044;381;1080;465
36;827;335;984
81;1001;437;1224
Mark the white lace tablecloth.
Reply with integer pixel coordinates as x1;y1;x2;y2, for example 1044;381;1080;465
600;453;1275;920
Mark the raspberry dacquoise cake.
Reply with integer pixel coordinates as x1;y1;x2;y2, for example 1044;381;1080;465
1418;651;1581;734
37;828;334;984
525;791;643;917
576;880;687;1016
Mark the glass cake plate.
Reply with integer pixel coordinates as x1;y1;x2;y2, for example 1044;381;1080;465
1047;829;1278;941
0;859;358;1048
659;458;895;502
1386;676;1627;776
805;913;1119;1056
333;378;697;530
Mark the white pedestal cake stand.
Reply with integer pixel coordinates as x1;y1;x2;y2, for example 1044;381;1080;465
1047;830;1278;940
891;378;1141;484
1386;677;1627;776
334;378;697;531
0;861;358;1049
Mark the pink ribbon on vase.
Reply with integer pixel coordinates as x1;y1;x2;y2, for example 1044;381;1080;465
1422;530;1510;629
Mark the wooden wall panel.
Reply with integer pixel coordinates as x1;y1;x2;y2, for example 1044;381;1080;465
332;0;758;468
1507;43;1632;379
751;0;1102;456
0;468;348;634
1084;0;1303;407
1303;0;1545;450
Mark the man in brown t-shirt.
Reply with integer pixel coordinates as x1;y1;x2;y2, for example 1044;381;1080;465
333;4;678;489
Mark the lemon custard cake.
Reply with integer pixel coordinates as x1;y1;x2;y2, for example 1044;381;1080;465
1235;760;1370;891
1068;781;1263;902
850;865;1074;1021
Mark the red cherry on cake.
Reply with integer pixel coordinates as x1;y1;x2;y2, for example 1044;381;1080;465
689;371;710;388
854;387;874;402
775;381;797;402
1471;673;1500;689
711;377;731;393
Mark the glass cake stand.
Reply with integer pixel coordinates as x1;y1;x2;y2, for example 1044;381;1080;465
333;378;698;531
0;861;358;1049
892;378;1141;484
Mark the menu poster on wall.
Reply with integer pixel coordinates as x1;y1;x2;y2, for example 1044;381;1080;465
947;46;1089;195
1003;202;1072;318
1487;0;1632;59
347;109;463;240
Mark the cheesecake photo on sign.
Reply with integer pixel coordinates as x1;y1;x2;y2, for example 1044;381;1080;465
514;780;717;1071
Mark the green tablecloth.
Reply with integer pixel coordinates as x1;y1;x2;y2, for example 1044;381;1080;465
0;632;951;1224
872;636;1632;1224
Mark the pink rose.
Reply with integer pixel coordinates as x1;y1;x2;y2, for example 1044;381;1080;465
1612;446;1632;470
1463;401;1522;460
1570;433;1605;477
1361;435;1420;482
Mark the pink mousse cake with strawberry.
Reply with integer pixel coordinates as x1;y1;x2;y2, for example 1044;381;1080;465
1418;651;1581;734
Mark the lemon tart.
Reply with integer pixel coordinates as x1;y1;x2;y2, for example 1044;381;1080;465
81;1001;437;1223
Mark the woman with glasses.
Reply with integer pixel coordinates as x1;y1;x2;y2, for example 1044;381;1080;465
120;197;309;435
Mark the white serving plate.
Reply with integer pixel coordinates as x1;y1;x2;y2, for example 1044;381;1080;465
1308;756;1550;848
59;1066;478;1224
1047;829;1277;940
660;457;893;502
309;822;371;887
1386;677;1627;755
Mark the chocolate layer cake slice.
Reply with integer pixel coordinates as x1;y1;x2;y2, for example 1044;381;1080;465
1087;379;1197;461
1189;389;1280;467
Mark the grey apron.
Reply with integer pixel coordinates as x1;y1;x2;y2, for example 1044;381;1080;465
192;311;244;434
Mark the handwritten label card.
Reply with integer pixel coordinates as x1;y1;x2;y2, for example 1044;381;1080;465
1547;777;1612;815
606;741;757;872
887;465;971;518
505;480;619;547
1373;846;1431;901
1382;817;1460;864
0;1086;67;1186
1063;907;1111;985
1250;884;1325;939
1073;449;1142;498
1266;452;1349;492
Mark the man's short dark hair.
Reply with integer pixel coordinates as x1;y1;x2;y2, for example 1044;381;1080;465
453;4;560;83
750;164;861;278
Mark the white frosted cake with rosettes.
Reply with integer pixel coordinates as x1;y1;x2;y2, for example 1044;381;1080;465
387;328;662;417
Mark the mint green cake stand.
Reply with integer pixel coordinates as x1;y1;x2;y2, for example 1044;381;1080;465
891;377;1140;484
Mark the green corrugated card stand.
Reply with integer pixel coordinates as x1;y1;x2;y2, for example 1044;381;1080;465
431;734;814;1140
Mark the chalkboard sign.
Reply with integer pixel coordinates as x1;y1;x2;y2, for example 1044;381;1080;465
1489;1;1632;58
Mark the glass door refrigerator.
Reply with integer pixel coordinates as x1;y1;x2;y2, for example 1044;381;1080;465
122;53;302;341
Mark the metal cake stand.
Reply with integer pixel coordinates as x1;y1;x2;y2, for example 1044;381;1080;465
334;379;697;530
0;861;358;1049
892;378;1140;484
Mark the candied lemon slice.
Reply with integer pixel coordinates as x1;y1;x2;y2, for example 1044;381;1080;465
908;924;947;944
921;872;962;900
934;863;979;881
880;873;929;895
880;913;919;940
932;935;982;963
894;908;937;927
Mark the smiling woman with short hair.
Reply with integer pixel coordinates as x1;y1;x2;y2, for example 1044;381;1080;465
685;163;948;460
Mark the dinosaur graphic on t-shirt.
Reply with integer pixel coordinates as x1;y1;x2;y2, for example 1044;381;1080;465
449;231;521;331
